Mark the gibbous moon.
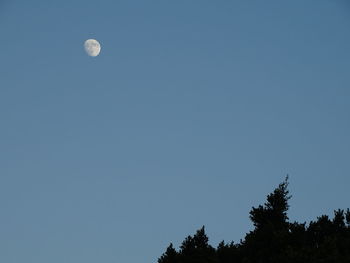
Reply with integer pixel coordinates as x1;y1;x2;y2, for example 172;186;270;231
84;39;101;57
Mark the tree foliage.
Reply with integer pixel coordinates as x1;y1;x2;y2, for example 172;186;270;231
158;177;350;263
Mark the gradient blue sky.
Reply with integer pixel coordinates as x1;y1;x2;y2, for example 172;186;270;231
1;1;350;263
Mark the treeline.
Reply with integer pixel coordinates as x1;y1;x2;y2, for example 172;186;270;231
158;178;350;263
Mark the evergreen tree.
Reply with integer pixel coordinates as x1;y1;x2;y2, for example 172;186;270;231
249;176;291;230
158;177;350;263
158;243;178;263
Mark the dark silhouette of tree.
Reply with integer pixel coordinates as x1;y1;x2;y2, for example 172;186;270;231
242;177;291;263
217;241;239;263
158;177;350;263
249;176;290;230
177;226;217;263
158;243;178;263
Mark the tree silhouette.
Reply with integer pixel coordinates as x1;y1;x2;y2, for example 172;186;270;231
158;243;178;263
158;177;350;263
249;176;290;230
177;226;216;263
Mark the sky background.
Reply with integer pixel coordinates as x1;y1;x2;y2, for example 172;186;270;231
1;1;350;263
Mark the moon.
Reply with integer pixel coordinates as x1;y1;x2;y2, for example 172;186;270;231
84;39;101;57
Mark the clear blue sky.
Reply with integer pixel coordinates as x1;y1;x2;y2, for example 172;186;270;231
1;1;350;262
